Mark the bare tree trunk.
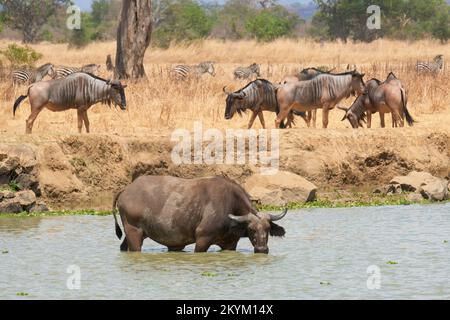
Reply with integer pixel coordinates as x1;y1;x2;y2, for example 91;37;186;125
115;0;152;79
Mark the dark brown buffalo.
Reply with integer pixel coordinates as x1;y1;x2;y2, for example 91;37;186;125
112;175;287;254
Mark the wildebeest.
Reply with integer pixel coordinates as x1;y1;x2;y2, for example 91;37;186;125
223;79;306;129
233;63;261;80
339;76;414;128
279;67;335;128
276;70;365;128
13;72;127;134
112;175;288;254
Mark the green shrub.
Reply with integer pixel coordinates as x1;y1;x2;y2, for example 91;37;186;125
0;44;43;69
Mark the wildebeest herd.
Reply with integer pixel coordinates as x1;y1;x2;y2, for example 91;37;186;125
5;54;445;133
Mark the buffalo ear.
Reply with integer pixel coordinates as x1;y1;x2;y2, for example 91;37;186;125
269;222;285;237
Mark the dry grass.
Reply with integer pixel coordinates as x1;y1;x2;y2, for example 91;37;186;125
0;39;449;135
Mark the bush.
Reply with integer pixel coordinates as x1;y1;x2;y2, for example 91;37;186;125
0;44;43;68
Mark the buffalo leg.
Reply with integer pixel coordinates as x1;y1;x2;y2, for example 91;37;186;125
82;111;90;133
247;110;258;129
194;237;213;253
123;225;144;252
220;242;238;251
120;238;128;251
25;105;44;134
257;111;265;129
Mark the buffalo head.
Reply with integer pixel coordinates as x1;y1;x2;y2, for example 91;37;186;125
229;208;287;254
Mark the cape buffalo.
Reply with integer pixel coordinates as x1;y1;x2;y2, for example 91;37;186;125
112;175;288;254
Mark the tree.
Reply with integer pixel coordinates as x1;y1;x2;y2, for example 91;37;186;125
0;0;69;43
246;5;300;42
115;0;153;79
153;0;213;48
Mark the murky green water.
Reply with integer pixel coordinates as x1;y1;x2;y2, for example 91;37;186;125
1;203;449;299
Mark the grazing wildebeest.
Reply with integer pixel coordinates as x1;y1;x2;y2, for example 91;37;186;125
112;175;288;254
233;63;261;80
11;63;55;85
339;77;414;128
13;72;127;134
223;79;306;129
276;71;365;128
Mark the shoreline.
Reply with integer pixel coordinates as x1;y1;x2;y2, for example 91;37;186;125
1;197;448;218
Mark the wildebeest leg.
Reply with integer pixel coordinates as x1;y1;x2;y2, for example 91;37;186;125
194;237;213;252
312;109;317;128
168;246;185;252
257;111;265;129
82;111;90;133
286;112;294;128
120;238;128;251
25;105;44;134
275;104;292;128
124;225;144;252
247;110;258;129
380;113;385;128
77;109;84;133
322;106;330;128
367;111;372;128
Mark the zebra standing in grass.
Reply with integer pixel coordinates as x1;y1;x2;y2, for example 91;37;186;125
233;63;261;80
53;64;101;79
170;61;215;80
416;55;444;75
11;63;55;85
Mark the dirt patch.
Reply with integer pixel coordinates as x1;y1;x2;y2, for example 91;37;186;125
0;127;448;210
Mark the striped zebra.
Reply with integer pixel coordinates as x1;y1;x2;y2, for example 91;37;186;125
416;55;444;75
233;63;260;80
170;61;215;80
53;64;101;79
11;63;55;85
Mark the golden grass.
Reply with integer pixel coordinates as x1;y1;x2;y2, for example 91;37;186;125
0;39;449;135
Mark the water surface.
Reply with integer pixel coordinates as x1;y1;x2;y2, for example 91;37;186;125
0;203;449;299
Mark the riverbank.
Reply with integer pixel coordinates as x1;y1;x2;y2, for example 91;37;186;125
0;128;449;213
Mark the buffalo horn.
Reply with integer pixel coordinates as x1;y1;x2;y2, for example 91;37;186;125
269;208;288;221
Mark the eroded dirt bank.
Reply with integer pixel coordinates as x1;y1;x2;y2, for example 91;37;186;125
1;127;449;210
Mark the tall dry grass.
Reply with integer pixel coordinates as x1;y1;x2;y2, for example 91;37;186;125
0;39;449;135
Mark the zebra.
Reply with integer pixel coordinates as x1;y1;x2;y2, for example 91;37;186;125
233;63;261;80
11;63;55;85
53;64;101;79
170;61;215;80
416;55;444;75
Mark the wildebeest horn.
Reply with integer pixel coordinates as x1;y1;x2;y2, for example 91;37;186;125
223;86;231;95
228;214;249;223
337;106;348;112
269;208;288;221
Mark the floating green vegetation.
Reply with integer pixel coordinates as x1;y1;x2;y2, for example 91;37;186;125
16;292;29;296
320;281;331;286
443;240;448;244
2;250;8;254
386;261;398;265
201;271;218;277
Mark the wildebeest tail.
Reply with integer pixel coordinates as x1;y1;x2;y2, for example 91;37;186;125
401;89;414;126
274;86;287;129
13;94;28;117
112;189;124;239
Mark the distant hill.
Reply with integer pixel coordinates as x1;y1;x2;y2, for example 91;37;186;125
282;1;318;20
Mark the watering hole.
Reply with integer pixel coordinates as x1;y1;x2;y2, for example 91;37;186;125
0;203;449;299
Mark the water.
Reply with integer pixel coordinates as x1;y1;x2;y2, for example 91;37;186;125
0;203;449;299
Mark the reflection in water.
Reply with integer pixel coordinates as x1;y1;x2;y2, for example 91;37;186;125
0;203;449;299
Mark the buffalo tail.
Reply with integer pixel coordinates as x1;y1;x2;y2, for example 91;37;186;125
112;189;124;239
